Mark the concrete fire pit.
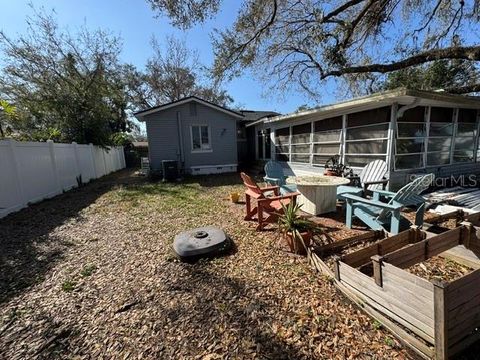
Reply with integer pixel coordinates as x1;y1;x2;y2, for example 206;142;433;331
286;175;350;215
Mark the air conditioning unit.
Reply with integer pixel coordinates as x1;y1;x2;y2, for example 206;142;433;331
162;160;178;181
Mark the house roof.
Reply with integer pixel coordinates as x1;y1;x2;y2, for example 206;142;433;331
134;96;245;121
246;88;480;127
238;110;281;122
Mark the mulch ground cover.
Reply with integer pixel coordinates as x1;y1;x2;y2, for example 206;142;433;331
0;170;415;359
407;256;474;283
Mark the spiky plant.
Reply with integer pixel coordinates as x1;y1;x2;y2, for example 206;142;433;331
278;202;318;254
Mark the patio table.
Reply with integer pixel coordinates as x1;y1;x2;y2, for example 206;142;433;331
286;175;350;215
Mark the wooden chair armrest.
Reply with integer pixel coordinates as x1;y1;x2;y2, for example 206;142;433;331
258;192;300;203
371;189;396;198
260;185;279;193
264;176;280;185
342;193;402;211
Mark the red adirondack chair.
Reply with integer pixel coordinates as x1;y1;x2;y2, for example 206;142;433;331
240;172;300;231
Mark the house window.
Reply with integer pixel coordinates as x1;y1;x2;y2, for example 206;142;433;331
455;108;477;162
191;125;211;152
345;107;390;168
312;116;342;166
395;106;427;170
275;127;290;161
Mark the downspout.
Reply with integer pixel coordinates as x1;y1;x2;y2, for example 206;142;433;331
176;111;185;173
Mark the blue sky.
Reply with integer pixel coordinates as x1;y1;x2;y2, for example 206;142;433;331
0;0;336;115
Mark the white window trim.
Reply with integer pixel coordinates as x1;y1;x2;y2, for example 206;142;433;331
190;125;212;153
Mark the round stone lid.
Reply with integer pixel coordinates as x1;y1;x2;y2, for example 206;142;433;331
173;226;228;258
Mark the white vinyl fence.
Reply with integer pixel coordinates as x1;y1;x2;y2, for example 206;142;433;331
0;139;125;219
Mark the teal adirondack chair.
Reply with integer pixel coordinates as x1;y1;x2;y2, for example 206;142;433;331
343;173;434;234
264;161;298;195
337;160;388;199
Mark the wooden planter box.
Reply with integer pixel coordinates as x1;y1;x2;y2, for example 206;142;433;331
308;224;480;359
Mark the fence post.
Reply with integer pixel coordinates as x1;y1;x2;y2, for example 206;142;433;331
72;142;81;183
333;255;341;281
371;255;384;287
433;280;448;360
47;140;61;193
460;221;472;249
102;147;108;175
89;143;98;179
120;146;126;168
6;139;27;208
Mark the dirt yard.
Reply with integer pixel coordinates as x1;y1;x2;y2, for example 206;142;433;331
0;169;412;359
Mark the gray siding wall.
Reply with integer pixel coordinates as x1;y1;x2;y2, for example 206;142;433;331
145;101;238;172
145;113;180;170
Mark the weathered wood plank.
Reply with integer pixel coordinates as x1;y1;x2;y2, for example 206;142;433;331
340;279;435;344
333;273;434;358
426;210;463;224
385;239;428;268
342;245;379;267
308;251;434;358
427;231;461;256
440;245;480;270
342;229;415;268
433;280;448;360
385;227;463;269
447;268;480;293
448;330;480;358
464;212;480;226
382;263;434;304
448;302;480;337
447;274;480;311
316;230;382;253
339;262;435;337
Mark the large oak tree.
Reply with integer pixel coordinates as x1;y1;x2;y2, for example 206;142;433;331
147;0;480;97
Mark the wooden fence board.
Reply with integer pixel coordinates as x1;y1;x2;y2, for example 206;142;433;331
382;262;434;291
342;245;379;267
339;262;435;339
448;313;480;349
447;276;480;311
316;230;382;253
449;330;480;358
386;241;427;268
308;251;434;358
447;268;480;293
342;229;415;268
382;264;434;305
385;227;463;269
464;212;480;226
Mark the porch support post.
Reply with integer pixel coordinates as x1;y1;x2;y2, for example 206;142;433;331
386;103;397;189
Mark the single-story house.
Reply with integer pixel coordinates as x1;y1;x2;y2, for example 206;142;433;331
134;96;277;175
248;88;480;189
135;89;480;188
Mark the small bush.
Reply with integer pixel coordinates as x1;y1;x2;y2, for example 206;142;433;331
372;319;382;330
62;280;76;292
384;337;395;347
80;264;97;277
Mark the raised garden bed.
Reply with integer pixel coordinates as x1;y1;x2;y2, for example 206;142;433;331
307;223;480;359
